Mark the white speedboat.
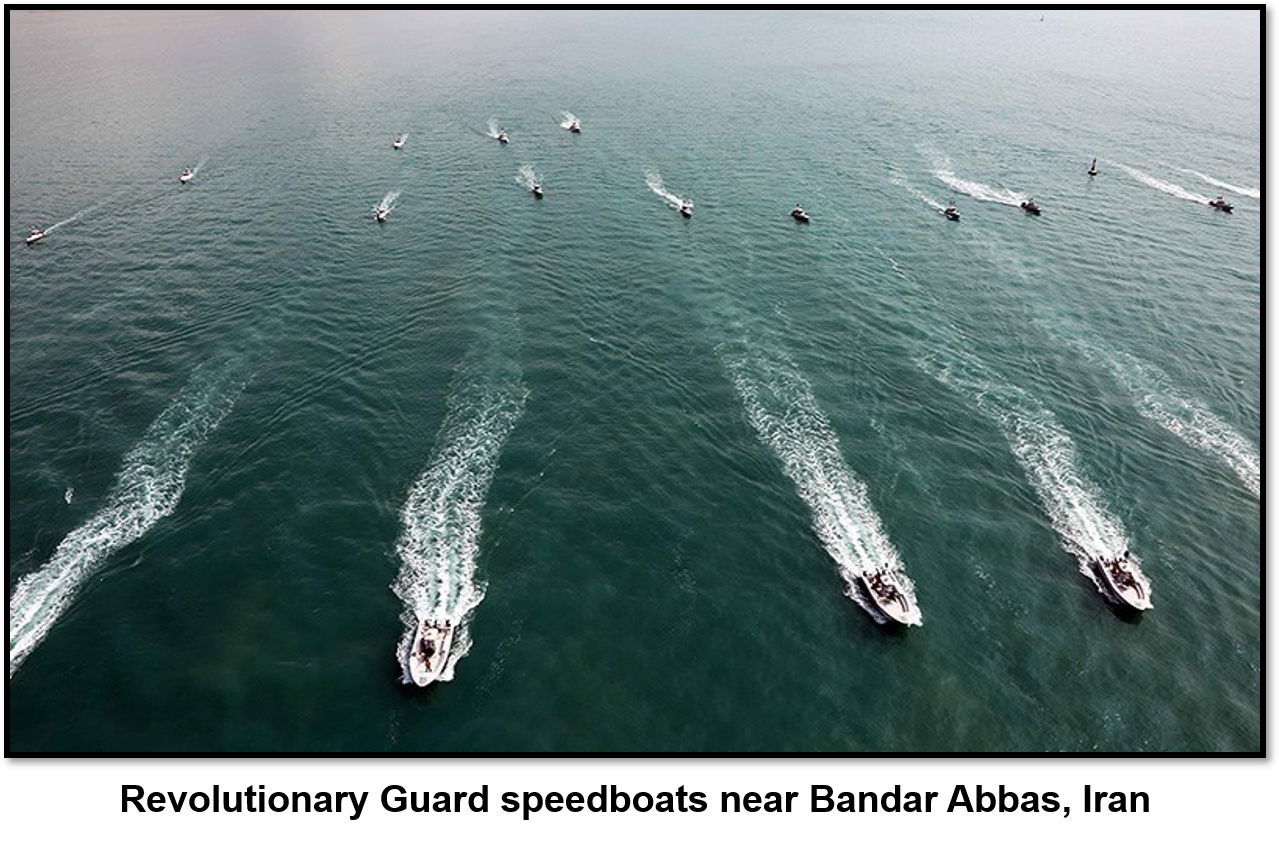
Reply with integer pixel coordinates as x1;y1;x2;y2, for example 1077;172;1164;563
1093;554;1152;611
179;168;194;183
942;205;960;221
393;135;406;149
532;181;544;198
679;200;693;218
858;568;921;626
496;131;509;144
375;206;390;222
25;227;46;244
406;619;455;687
569;119;581;134
791;205;810;223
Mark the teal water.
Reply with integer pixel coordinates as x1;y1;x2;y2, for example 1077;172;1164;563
7;11;1261;752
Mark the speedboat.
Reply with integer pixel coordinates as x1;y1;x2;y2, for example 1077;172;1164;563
532;181;544;198
1020;199;1042;215
791;205;810;223
858;568;920;626
1087;157;1098;177
179;168;194;183
393;135;406;149
1093;554;1152;611
679;200;693;218
1208;197;1233;213
569;119;581;134
942;205;960;221
405;618;455;687
374;206;390;222
25;227;46;244
496;131;509;144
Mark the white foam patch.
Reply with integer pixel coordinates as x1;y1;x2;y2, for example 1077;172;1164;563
929;156;1025;206
1179;168;1259;199
891;172;946;212
559;112;578;130
1115;163;1211;204
515;164;538;191
375;191;400;213
924;352;1149;602
41;204;99;235
9;362;247;676
1108;351;1259;499
391;375;528;683
486;119;502;140
724;349;921;625
645;169;689;211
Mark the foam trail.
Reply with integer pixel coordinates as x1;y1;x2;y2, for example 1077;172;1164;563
391;374;528;683
1106;351;1259;498
929;157;1025;206
1115;163;1211;205
890;172;946;212
923;351;1148;601
9;362;247;676
486;119;502;140
645;169;689;211
1178;168;1259;199
559;112;578;129
724;347;920;625
42;205;99;234
191;156;208;176
374;191;400;214
515;164;539;191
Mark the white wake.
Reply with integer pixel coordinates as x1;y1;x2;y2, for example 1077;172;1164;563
391;374;528;683
1108;351;1259;498
1115;164;1211;205
9;362;247;676
924;351;1148;601
1179;168;1259;199
645;169;690;211
724;347;920;625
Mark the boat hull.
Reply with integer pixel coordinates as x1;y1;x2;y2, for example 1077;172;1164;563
1093;560;1152;611
406;621;455;687
857;572;921;626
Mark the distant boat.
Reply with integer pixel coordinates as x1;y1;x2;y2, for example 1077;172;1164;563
679;199;693;218
942;204;960;221
858;568;921;626
791;204;810;223
1020;199;1042;215
496;131;509;144
179;167;194;183
25;227;46;244
1092;553;1152;612
568;118;581;133
1208;196;1234;213
405;619;455;687
393;135;406;149
1088;158;1098;177
375;206;390;222
532;181;544;198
